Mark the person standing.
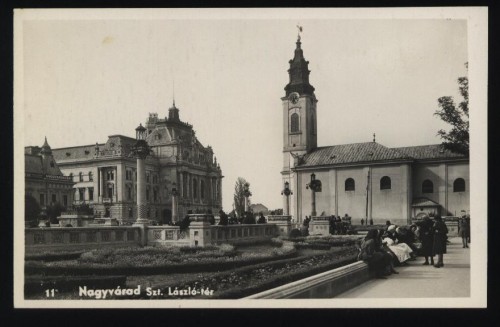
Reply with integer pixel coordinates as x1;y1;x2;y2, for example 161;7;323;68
432;215;449;268
417;217;435;265
459;216;470;248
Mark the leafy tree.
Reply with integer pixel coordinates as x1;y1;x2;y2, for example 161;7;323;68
434;63;469;155
25;194;41;222
233;177;251;218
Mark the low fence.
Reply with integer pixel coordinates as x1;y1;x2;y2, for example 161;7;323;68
203;224;279;246
146;226;191;246
25;226;141;251
26;216;283;250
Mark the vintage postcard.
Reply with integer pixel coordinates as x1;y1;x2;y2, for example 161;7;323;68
14;7;488;308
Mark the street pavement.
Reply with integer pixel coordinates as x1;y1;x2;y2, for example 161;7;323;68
336;237;470;298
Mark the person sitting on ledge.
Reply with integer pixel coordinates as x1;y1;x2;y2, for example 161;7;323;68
359;229;398;279
382;225;414;265
257;212;266;224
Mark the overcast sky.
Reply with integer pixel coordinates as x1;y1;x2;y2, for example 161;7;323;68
19;10;469;211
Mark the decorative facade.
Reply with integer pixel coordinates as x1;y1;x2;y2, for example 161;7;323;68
25;138;75;210
281;36;470;226
51;103;223;223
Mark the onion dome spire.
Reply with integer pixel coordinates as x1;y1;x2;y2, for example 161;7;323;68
284;34;315;97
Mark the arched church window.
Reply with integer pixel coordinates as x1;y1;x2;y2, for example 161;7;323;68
422;179;433;193
453;178;465;192
345;178;355;191
380;176;391;190
290;113;299;133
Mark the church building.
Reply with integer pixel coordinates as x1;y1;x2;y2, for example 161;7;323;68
50;102;223;223
281;36;469;226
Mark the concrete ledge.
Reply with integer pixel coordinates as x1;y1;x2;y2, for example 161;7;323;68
245;261;371;299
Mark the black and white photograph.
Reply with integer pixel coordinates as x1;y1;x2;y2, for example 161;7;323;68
13;8;488;308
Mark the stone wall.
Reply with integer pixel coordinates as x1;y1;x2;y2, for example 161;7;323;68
25;226;141;251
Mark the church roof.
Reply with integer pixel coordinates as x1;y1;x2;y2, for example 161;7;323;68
394;144;467;160
25;154;44;174
296;142;411;168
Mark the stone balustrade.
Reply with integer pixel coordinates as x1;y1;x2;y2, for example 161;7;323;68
25;226;141;251
147;226;191;246
26;214;285;250
266;215;293;237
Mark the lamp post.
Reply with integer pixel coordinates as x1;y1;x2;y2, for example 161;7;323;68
132;124;150;223
306;173;320;217
281;181;293;216
171;182;179;223
243;182;252;213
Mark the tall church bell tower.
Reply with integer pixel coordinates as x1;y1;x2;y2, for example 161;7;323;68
282;35;318;172
282;33;318;221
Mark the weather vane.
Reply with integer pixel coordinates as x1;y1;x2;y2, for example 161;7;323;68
297;24;303;41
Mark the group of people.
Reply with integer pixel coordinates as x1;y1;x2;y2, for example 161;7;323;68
217;210;267;226
359;215;450;278
329;214;352;235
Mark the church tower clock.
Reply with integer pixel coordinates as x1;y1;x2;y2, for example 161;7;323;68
281;32;318;221
282;34;318;172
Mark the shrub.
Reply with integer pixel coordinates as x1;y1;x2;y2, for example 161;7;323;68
289;229;302;238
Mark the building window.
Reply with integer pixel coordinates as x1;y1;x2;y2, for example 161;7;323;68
88;188;94;201
107;171;114;181
146;188;150;201
345;178;355;191
89;172;93;181
290;113;299;133
193;178;198;198
79;172;83;182
129;207;133;219
201;180;205;199
50;161;55;168
107;186;113;198
79;188;85;201
453;178;466;192
127;185;132;201
63;195;68;207
380;176;391;190
146;172;150;183
422;179;434;194
153;189;158;202
39;194;45;206
69;173;73;181
126;170;130;180
51;194;57;203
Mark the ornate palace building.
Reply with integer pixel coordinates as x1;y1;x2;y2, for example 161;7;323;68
281;36;470;226
25;138;75;210
50;102;223;223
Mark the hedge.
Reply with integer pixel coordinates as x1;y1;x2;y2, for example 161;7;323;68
148;247;358;299
25;249;298;276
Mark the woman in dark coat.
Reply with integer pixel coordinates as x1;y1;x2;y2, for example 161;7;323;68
432;215;449;268
417;217;435;265
359;230;397;278
459;217;470;248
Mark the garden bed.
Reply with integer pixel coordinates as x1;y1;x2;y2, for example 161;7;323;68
25;242;298;276
135;246;358;299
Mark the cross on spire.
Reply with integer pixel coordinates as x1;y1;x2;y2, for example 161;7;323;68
296;24;303;41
